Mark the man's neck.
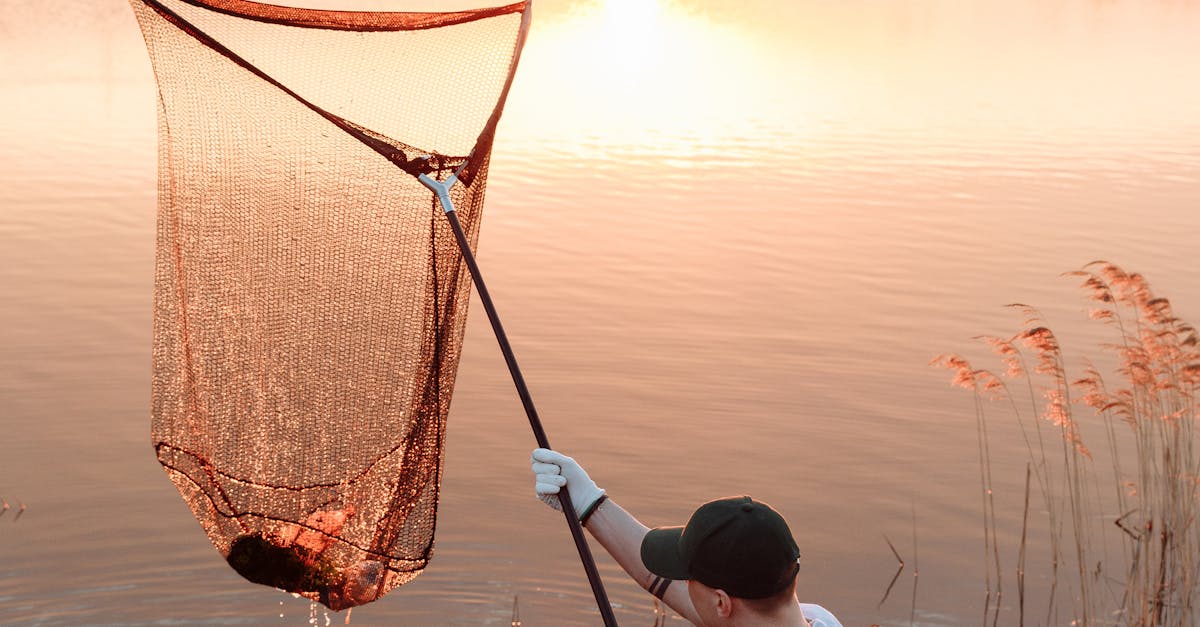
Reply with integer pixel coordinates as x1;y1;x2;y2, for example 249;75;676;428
727;599;810;627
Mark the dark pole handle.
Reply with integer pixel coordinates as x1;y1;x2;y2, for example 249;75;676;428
442;207;619;627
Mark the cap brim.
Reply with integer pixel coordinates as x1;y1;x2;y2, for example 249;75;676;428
640;526;691;581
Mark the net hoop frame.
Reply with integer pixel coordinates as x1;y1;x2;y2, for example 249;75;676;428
168;0;527;32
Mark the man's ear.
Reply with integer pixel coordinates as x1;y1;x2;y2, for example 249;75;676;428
714;588;733;618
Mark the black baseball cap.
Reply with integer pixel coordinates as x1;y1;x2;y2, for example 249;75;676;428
640;495;801;600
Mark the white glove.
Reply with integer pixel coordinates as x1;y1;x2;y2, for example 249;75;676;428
530;448;605;520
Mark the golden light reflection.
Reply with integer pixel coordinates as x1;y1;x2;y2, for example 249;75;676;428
600;0;661;24
505;0;796;146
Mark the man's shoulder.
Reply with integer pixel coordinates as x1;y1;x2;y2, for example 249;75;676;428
799;603;843;627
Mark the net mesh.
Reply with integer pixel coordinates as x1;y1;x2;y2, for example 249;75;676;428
130;0;529;610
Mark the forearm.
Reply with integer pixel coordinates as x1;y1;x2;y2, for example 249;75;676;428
581;498;654;589
583;498;700;624
528;448;699;622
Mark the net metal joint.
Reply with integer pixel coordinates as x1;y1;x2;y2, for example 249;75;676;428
418;160;470;214
417;172;460;214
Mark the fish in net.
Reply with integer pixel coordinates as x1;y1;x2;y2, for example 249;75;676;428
129;0;531;610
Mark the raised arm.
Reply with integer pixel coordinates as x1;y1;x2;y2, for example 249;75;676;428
530;448;702;625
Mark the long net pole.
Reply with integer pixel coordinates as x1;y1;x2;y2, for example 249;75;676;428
421;175;619;626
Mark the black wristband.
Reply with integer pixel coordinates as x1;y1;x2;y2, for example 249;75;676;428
649;575;673;599
578;493;608;526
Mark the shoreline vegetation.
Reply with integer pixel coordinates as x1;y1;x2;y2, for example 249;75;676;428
935;261;1200;626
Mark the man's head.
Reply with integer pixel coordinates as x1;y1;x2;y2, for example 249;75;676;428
640;495;801;620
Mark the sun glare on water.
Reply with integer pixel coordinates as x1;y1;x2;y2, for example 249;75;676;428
588;0;668;94
601;0;660;22
507;0;790;146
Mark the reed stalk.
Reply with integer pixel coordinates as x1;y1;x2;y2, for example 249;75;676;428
935;262;1200;626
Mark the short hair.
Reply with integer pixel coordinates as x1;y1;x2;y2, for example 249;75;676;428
736;568;798;614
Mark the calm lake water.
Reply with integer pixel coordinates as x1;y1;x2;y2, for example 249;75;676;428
2;0;1199;624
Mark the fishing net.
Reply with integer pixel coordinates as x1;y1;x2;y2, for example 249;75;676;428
130;0;531;610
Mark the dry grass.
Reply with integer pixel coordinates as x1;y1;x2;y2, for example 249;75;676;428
934;261;1200;626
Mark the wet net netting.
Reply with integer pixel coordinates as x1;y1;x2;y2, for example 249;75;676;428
130;0;531;610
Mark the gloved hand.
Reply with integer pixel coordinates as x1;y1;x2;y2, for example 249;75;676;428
530;448;605;520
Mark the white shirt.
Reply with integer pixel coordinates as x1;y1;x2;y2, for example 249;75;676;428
800;603;843;627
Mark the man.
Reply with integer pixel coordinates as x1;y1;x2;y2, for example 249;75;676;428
530;448;843;627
